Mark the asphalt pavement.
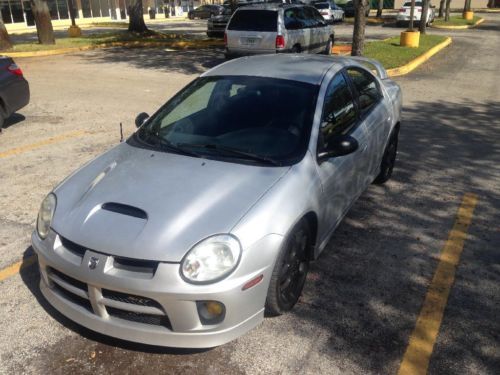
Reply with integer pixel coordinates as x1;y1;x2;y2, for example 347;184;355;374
0;13;499;375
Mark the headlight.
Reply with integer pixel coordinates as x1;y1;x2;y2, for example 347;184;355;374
36;193;56;240
181;234;241;283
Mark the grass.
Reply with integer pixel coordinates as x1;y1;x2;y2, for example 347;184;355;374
432;15;481;26
8;30;206;53
363;34;448;69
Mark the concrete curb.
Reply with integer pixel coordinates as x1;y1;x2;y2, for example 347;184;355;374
3;39;224;58
386;36;452;77
431;17;484;29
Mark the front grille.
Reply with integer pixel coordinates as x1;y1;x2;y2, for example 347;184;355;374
107;307;172;329
59;236;87;258
49;267;87;291
52;282;93;312
46;268;171;330
102;289;163;309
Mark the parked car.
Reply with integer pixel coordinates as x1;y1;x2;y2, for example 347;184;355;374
312;1;345;23
225;4;334;58
33;54;402;348
0;57;29;131
188;4;224;19
339;0;370;17
207;5;233;38
396;1;435;26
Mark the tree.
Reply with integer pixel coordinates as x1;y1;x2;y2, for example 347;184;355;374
31;0;55;44
377;0;384;18
351;0;370;56
408;0;416;31
487;0;495;8
463;0;472;13
128;0;149;33
419;0;430;33
438;0;445;17
444;0;452;21
0;19;13;51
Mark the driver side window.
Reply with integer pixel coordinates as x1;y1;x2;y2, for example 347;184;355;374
319;73;357;152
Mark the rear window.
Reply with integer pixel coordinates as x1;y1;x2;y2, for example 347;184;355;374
403;1;423;5
313;3;330;9
228;10;278;31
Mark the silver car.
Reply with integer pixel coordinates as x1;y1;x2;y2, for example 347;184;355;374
225;4;335;58
33;55;402;348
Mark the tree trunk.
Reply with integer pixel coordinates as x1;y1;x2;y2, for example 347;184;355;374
0;20;13;51
408;0;416;31
487;0;495;8
463;0;472;12
444;0;452;21
419;0;429;33
351;0;369;56
128;0;149;33
438;0;445;17
377;0;383;17
31;0;55;45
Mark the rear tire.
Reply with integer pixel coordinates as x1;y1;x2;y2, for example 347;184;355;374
324;38;333;55
265;220;311;316
373;129;399;184
292;45;302;53
0;112;4;132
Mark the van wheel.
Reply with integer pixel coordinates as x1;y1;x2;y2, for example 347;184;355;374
265;220;311;316
324;38;333;55
292;45;301;53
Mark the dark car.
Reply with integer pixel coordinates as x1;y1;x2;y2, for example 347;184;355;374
207;5;233;38
188;4;224;19
339;0;370;17
0;57;29;131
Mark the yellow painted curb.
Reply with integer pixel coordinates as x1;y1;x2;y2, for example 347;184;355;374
431;17;484;29
386;36;452;77
3;39;224;58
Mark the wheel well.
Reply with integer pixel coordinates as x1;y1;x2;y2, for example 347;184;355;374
303;212;318;260
0;97;6;116
292;44;301;52
394;121;401;135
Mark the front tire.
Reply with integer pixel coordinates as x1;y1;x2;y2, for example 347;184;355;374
373;129;399;184
265;221;311;316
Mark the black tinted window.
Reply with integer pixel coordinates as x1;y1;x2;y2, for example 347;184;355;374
284;8;306;29
320;73;357;150
228;10;278;31
346;68;382;115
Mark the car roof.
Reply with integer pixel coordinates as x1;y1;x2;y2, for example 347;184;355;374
202;54;352;85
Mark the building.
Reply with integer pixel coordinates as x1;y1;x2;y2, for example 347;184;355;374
0;0;493;28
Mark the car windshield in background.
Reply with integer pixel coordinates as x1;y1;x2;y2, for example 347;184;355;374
313;3;330;9
135;76;318;166
403;1;423;5
227;10;278;31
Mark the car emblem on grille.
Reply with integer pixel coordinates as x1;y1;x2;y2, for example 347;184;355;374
88;256;99;270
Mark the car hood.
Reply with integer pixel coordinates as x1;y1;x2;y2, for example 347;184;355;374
52;142;289;262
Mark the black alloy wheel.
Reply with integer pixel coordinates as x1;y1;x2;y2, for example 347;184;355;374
266;221;311;315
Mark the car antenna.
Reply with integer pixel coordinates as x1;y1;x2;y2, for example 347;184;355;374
119;122;123;143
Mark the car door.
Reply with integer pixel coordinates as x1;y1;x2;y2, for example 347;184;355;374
345;67;392;185
284;7;309;50
315;71;370;236
302;7;322;52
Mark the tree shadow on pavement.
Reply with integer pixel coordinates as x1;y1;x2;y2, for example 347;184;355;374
287;99;500;373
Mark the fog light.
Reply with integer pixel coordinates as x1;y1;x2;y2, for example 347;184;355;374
197;301;225;325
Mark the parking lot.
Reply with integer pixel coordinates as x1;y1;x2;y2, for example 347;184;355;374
1;14;499;375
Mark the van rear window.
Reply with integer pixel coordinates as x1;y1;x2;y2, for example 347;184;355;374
228;10;278;32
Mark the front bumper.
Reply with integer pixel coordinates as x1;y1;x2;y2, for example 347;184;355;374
32;230;283;348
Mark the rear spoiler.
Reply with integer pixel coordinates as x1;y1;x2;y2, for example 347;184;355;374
347;56;388;80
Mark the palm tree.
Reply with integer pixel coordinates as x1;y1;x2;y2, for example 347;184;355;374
128;0;149;33
419;0;430;33
0;19;13;51
351;0;370;56
30;0;55;44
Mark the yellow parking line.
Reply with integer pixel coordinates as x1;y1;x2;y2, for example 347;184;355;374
398;193;478;375
0;255;37;282
0;130;89;159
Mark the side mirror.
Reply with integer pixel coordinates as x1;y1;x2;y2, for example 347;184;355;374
318;135;359;161
135;112;149;128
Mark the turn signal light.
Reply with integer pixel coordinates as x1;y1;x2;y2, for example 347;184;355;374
276;35;285;49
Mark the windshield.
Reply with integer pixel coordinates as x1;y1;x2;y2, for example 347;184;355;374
314;3;330;9
133;76;318;166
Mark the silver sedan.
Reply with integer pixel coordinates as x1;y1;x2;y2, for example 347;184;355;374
32;54;402;348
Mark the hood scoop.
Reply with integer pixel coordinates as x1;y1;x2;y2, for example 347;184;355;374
101;202;148;220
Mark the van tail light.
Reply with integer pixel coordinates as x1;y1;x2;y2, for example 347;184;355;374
224;32;227;47
8;63;23;77
276;35;285;49
399;8;405;12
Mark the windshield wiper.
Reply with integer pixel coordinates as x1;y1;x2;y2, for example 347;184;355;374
178;143;281;166
140;129;201;158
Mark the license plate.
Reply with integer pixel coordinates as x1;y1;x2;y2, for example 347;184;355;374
242;37;258;46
